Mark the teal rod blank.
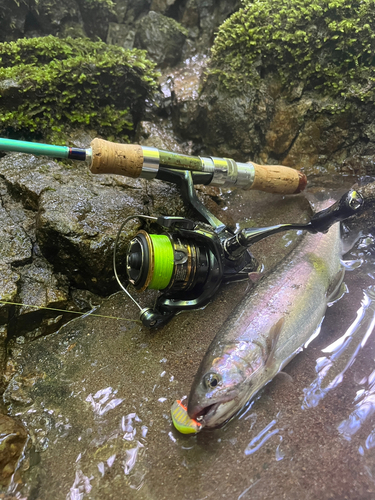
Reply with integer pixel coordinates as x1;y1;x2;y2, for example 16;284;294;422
0;138;70;158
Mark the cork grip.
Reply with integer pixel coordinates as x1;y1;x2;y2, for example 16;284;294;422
90;138;144;178
250;163;307;194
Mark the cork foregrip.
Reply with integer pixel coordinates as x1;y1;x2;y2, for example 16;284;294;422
90;138;143;178
250;163;306;194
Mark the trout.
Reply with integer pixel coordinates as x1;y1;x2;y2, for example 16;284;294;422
187;199;344;428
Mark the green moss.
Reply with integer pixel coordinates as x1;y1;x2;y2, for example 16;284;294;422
0;36;160;142
82;0;115;10
160;16;189;38
210;0;375;101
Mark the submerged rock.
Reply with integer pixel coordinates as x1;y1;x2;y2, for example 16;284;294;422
0;414;28;487
1;190;312;499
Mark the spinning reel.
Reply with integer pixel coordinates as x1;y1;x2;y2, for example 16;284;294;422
114;168;364;328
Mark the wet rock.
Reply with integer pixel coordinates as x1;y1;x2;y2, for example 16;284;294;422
136;119;193;153
134;11;187;68
164;55;208;135
106;22;136;49
183;0;375;174
0;154;62;211
345;179;375;235
341;156;375;177
0;205;31;266
0;414;28;487
25;0;83;38
0;0;29;42
0;326;8;389
0;152;193;294
11;258;70;338
0;265;19;326
0;190;319;499
75;0;117;41
122;0;153;24
195;0;241;43
176;76;270;159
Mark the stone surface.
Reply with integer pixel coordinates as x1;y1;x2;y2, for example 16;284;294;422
1;188;313;499
106;22;135;49
134;11;187;67
0;205;31;266
3;181;375;500
0;414;28;488
0;264;19;327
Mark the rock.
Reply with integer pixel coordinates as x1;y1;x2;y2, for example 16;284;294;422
12;258;70;339
134;11;187;68
25;0;83;38
106;22;136;49
0;414;28;488
75;0;117;41
0;190;314;499
122;0;152;24
162;55;208;135
0;0;29;42
0;205;31;266
0;152;194;294
173;0;375;173
175;75;270;160
136;119;194;153
0;36;159;143
0;264;19;326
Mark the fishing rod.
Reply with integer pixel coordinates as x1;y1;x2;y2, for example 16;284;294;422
0;137;364;328
0;137;306;194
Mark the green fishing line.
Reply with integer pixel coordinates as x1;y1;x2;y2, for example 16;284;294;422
149;234;174;290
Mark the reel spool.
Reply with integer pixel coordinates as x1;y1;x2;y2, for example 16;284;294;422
127;231;211;294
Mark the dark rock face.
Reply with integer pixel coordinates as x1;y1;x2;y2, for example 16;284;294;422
134;11;187;67
0;152;191;338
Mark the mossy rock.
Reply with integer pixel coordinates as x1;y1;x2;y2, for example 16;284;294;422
210;0;375;101
134;11;188;68
0;35;159;142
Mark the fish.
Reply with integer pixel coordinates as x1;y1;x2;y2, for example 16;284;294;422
187;198;344;429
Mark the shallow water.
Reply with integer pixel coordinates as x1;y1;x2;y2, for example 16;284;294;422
3;178;375;499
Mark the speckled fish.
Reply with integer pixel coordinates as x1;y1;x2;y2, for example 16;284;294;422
187;198;344;429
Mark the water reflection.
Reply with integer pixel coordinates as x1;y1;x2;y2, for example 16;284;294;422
338;366;375;441
303;286;375;409
68;470;93;500
244;417;281;456
86;387;124;416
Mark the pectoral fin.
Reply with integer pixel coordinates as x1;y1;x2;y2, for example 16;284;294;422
327;268;345;304
264;317;284;369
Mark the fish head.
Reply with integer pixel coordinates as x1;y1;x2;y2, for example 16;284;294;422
187;340;265;428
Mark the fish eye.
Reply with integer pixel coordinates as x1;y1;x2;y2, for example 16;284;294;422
203;372;221;390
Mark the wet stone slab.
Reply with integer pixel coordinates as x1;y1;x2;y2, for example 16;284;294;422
0;205;31;266
3;187;374;499
3;251;375;500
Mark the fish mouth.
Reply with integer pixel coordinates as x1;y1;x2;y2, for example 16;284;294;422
190;398;240;428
